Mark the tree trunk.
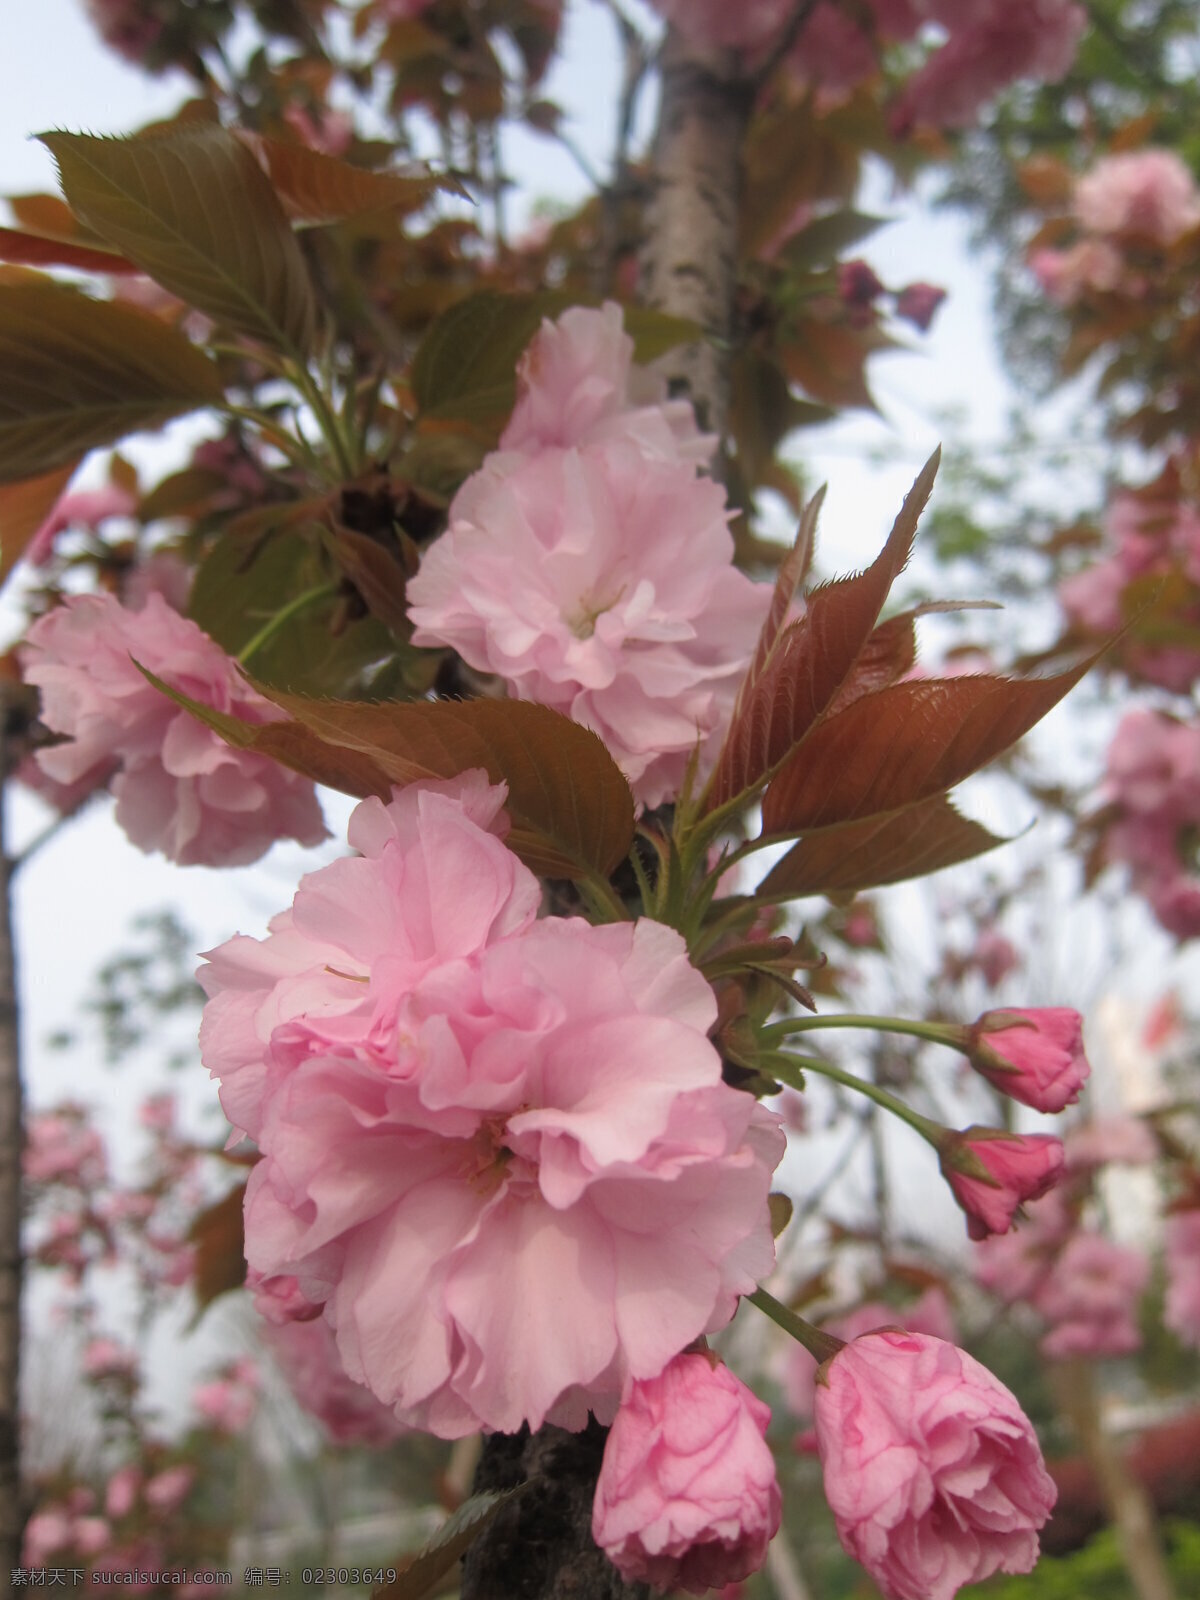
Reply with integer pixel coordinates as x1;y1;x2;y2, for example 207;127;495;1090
460;1421;648;1600
0;706;24;1577
638;29;753;444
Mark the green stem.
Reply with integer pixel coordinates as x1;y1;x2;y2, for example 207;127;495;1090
237;582;339;666
762;1012;961;1050
290;361;356;481
577;871;632;924
747;1288;844;1365
765;1049;943;1145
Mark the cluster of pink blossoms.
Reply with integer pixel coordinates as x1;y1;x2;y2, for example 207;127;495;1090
408;304;770;808
647;0;1084;133
199;772;783;1439
975;1193;1149;1360
21;590;326;866
1164;1210;1200;1349
1060;481;1200;692
1099;709;1200;939
1033;149;1200;306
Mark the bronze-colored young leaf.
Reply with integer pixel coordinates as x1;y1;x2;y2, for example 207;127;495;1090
0;459;78;587
706;451;939;810
0;280;223;484
40;125;319;354
729;484;824;729
143;665;635;880
761;661;1093;836
189;1182;247;1317
244;134;467;226
263;692;636;880
758;796;1010;899
0;225;137;275
373;1488;526;1600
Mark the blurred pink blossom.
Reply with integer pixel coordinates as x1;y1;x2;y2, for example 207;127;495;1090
1164;1211;1200;1349
1074;150;1200;244
592;1353;781;1594
22;592;327;866
105;1466;141;1521
199;775;782;1438
26;482;137;567
1031;239;1125;306
814;1330;1056;1600
83;1338;138;1379
1064;1115;1157;1171
645;0;794;55
1035;1232;1149;1358
193;1365;259;1434
84;0;163;65
143;1466;195;1515
893;280;947;331
24;1109;107;1186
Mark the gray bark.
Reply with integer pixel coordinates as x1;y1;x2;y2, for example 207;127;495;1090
638;30;753;444
460;1421;648;1600
0;703;23;1578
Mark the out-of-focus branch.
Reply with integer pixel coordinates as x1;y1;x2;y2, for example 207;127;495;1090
0;692;25;1577
1054;1359;1178;1600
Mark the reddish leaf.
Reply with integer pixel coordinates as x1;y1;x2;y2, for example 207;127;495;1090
0;225;138;274
758;795;1009;898
142;669;635;881
0;459;78;588
729;485;824;731
189;1182;247;1315
707;452;938;810
327;525;413;633
761;662;1093;836
827;600;1000;716
242;134;467;225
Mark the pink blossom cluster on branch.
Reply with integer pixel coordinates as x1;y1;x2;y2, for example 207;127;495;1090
1099;708;1200;939
408;305;770;807
198;773;783;1437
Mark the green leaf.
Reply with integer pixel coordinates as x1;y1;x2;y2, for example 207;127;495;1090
758;796;1010;898
40;125;319;354
0;280;224;484
373;1488;525;1600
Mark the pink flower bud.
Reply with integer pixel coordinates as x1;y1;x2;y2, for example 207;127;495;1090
592;1353;781;1595
939;1127;1065;1240
893;282;947;332
966;1008;1090;1112
814;1331;1056;1600
144;1465;195;1515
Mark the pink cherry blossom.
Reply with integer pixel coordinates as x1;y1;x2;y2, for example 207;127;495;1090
21;591;326;866
1164;1210;1200;1349
408;441;767;808
265;1315;407;1446
84;0;163;65
143;1466;195;1515
193;1362;259;1433
645;0;794;55
939;1128;1065;1239
814;1330;1056;1600
1034;1232;1149;1359
966;1007;1090;1113
24;1108;107;1186
26;481;137;567
784;1287;956;1420
82;1338;138;1380
1031;239;1125;306
1064;1114;1157;1172
1075;150;1200;244
501;302;712;465
199;775;783;1437
105;1466;141;1521
592;1353;781;1594
894;1;1085;134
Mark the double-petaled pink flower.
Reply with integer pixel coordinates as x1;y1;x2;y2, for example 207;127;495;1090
199;774;783;1438
408;306;768;809
21;592;326;866
814;1330;1056;1600
592;1352;781;1594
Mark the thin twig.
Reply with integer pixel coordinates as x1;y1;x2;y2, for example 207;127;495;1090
752;0;823;92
